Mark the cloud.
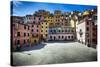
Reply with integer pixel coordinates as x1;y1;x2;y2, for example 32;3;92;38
12;1;22;8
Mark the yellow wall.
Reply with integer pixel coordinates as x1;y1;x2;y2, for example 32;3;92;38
41;21;48;38
29;33;40;46
70;19;78;28
45;16;55;27
70;19;75;28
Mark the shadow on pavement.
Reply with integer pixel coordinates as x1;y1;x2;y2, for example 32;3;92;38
47;40;76;43
18;43;47;52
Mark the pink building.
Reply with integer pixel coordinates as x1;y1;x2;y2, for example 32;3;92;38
26;15;44;45
12;16;30;50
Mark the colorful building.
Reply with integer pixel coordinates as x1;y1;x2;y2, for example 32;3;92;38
40;21;49;41
12;9;97;51
76;9;97;48
12;16;30;50
46;10;75;41
25;15;44;46
34;10;50;17
48;27;74;41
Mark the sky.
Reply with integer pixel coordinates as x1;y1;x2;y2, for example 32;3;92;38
11;1;97;16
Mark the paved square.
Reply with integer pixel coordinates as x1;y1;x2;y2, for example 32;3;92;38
12;42;97;66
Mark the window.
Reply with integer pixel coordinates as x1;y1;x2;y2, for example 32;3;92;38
88;39;89;43
72;30;74;32
87;21;89;25
92;39;95;42
50;30;52;32
17;32;20;36
34;40;37;43
68;36;70;39
54;30;56;33
24;33;26;37
17;40;20;44
32;25;33;27
65;30;67;32
50;36;52;39
92;22;94;25
68;29;70;32
24;40;26;44
46;30;47;32
34;17;35;20
24;25;26;29
86;27;89;31
62;36;64;38
59;30;60;32
41;30;43;32
31;29;33;32
42;26;43;28
39;17;41;20
33;21;35;23
71;36;73;39
54;36;56;40
28;33;29;36
45;34;47;37
62;30;64;32
46;26;47;28
93;28;95;30
37;29;38;32
94;16;97;20
92;33;95;36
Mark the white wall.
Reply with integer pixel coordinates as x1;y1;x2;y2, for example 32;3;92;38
76;22;86;43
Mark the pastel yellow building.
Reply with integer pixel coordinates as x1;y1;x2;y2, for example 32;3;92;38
83;11;90;16
70;19;78;28
40;20;49;41
28;23;41;46
45;16;55;27
29;33;40;46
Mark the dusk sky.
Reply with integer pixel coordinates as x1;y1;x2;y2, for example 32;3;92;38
11;1;97;16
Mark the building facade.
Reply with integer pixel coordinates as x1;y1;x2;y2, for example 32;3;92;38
40;21;49;41
76;9;97;48
26;15;44;46
12;9;97;51
48;27;74;41
12;16;30;50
